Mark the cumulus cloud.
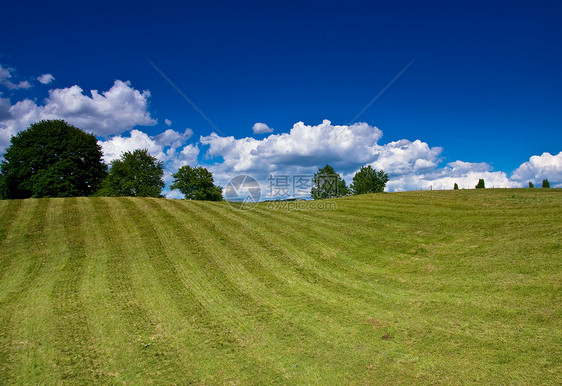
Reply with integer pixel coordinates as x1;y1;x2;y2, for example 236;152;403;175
99;128;194;164
98;128;199;195
511;152;562;187
202;120;383;176
385;163;518;191
0;64;32;90
155;128;193;148
368;139;442;176
99;129;166;163
39;80;156;135
197;119;558;195
0;67;558;199
252;122;273;134
37;73;55;85
0;80;157;153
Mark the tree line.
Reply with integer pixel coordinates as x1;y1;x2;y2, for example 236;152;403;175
1;120;550;201
0;120;392;201
0;120;223;200
310;164;388;199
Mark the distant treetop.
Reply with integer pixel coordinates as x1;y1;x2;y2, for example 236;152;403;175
97;149;164;197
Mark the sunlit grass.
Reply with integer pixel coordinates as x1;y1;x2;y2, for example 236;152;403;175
0;189;560;383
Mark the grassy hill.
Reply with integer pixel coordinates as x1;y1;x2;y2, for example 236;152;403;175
0;189;561;384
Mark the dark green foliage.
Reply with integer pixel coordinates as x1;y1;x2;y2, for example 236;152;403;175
97;149;164;197
171;165;222;201
0;120;106;199
542;179;550;188
529;182;534;188
338;178;350;196
311;165;348;199
475;179;486;189
454;183;459;190
350;165;388;195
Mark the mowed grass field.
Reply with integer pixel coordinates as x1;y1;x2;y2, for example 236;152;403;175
0;189;561;384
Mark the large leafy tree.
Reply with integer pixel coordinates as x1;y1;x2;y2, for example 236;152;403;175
171;165;222;201
0;120;106;199
97;149;164;197
311;164;348;199
350;165;388;195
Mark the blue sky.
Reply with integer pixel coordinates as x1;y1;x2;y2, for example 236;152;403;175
1;0;561;197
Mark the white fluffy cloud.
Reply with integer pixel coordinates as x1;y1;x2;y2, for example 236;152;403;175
99;128;194;164
368;139;442;176
98;128;199;197
0;64;32;90
197;119;559;194
252;122;273;134
202;120;383;176
511;152;562;187
1;63;558;197
0;80;157;153
37;74;55;85
385;163;518;191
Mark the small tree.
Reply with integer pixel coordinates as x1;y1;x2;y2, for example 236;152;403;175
528;181;534;188
350;165;388;195
454;183;459;190
171;165;222;201
97;149;164;197
311;165;348;199
542;179;550;188
0;120;106;199
475;179;485;189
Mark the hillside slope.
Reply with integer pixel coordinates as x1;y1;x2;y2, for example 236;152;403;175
0;190;561;383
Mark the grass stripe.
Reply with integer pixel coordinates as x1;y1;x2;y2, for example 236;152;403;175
0;199;25;283
0;199;23;245
120;198;287;382
151;200;332;358
191;201;390;308
170;200;360;317
86;197;201;383
49;198;100;381
0;189;560;383
162;200;396;374
153;199;392;382
227;202;405;303
0;199;49;380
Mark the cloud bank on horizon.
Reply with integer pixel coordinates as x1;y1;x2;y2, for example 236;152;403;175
1;72;561;197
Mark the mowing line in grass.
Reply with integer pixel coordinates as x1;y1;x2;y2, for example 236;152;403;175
188;200;392;315
236;202;403;297
50;198;100;382
0;200;25;284
0;199;49;380
120;198;288;382
0;199;24;246
0;190;560;383
86;197;200;383
172;199;368;322
153;199;339;374
163;200;401;380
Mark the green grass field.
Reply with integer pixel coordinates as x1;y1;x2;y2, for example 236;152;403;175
0;189;561;384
